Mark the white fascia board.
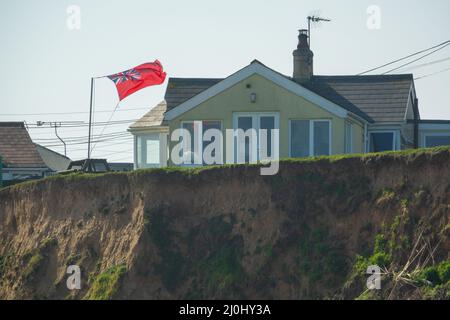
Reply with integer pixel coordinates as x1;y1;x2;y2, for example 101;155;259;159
164;62;348;121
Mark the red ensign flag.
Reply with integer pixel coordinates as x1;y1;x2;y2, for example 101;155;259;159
108;60;166;101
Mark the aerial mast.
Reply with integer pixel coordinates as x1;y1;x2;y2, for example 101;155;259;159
307;15;331;47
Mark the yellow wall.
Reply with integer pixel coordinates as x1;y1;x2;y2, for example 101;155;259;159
168;74;365;162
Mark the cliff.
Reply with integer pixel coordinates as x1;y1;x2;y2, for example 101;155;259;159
0;148;449;300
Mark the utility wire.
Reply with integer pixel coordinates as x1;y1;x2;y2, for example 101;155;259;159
415;67;450;80
26;119;138;128
0;107;150;116
357;40;450;75
396;57;450;72
40;134;133;147
382;42;450;74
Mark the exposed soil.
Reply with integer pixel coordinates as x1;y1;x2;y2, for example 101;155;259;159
0;148;449;299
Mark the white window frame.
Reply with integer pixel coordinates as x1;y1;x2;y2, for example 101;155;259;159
368;130;399;152
423;132;450;148
345;121;353;154
288;119;332;157
180;120;223;166
135;132;167;169
232;112;280;163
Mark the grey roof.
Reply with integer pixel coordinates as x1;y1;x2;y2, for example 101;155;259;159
304;74;414;123
164;78;222;112
130;101;168;129
162;70;414;123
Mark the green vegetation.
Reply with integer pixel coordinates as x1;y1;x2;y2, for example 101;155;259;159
298;225;348;285
22;236;58;282
2;146;449;192
201;244;244;294
0;255;7;278
23;253;44;282
84;264;127;300
144;206;187;291
350;214;409;281
418;261;450;286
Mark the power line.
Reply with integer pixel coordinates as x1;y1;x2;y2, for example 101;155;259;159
396;57;450;72
382;42;450;74
357;40;450;75
415;67;450;80
26;119;138;128
0;106;151;116
33;131;129;142
39;134;133;148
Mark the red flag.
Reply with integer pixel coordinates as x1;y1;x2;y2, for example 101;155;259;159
108;60;166;101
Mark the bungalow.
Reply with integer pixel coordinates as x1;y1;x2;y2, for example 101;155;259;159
0;122;51;186
128;30;450;168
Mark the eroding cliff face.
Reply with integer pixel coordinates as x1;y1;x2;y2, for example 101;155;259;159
0;148;449;300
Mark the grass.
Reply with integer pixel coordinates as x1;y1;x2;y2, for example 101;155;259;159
297;225;348;286
23;253;44;282
199;244;244;295
84;264;127;300
21;237;58;283
2;146;449;192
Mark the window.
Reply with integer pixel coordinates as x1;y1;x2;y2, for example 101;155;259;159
314;121;330;156
136;134;160;168
233;113;279;163
290;120;331;157
424;135;450;147
290;120;309;157
181;120;222;165
369;131;395;152
345;122;353;154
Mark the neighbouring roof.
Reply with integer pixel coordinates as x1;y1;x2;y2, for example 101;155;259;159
303;74;414;123
0;122;47;168
129;101;168;129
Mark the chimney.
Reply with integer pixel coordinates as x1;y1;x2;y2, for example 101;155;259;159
293;29;313;83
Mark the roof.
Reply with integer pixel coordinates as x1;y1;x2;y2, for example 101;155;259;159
129;101;168;129
0;122;47;168
165;78;222;112
304;74;414;123
35;144;71;172
162;62;414;123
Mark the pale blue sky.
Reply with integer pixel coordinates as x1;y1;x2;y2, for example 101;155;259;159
1;0;449;162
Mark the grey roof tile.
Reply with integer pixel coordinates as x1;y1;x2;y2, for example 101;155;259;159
152;69;414;124
130;101;167;128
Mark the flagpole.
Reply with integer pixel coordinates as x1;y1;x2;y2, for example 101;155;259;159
87;77;94;160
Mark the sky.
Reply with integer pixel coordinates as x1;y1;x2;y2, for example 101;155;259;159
1;0;449;163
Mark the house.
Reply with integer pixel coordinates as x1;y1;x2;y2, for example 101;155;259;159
128;30;450;169
0;122;51;186
35;144;72;172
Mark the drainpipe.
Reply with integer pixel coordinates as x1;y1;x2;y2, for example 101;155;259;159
364;123;368;153
414;98;419;149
